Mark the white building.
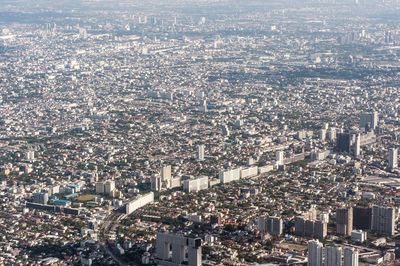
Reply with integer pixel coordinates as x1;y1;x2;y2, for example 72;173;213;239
319;129;326;141
308;240;323;266
219;168;241;184
125;192;154;215
344;248;359;266
276;151;284;166
389;148;398;169
240;166;258;179
351;230;367;243
104;180;115;195
183;176;209;193
197;145;205;161
325;246;342;266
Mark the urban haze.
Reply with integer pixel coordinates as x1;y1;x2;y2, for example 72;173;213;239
1;0;400;265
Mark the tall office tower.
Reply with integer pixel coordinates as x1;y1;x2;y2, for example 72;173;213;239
258;216;283;235
336;133;352;153
222;125;230;136
354;134;361;157
319;129;326;141
344;248;359;266
389;148;398;169
151;176;162;191
104;180;115;194
276;151;284;166
336;207;353;236
308;240;323;266
306;136;314;151
200;100;207;113
161;165;172;181
328;128;336;141
197;145;205;161
156;233;201;266
353;207;372;230
360;111;378;130
325;246;342;266
372;205;395;235
33;192;49;204
314;220;328;239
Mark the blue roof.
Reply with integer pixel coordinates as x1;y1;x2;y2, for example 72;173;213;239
64;193;79;199
53;200;71;205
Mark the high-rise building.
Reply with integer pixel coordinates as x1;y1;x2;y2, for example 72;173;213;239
151;176;162;191
325;246;342;266
104;180;115;195
354;134;361;157
276;151;284;166
308;240;323;266
197;145;205;161
314;220;328;239
344;248;359;266
328;128;336;141
156;233;201;266
258;216;283;235
389;148;398;169
372;205;395;235
95;182;105;194
360;111;378;130
294;217;327;239
33;192;49;204
336;207;353;236
353;207;372;230
222;125;230;136
320;129;326;141
161;165;172;181
336;133;352;153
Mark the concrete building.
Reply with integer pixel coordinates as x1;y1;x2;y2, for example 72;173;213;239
328;128;336;141
156;232;201;266
351;230;367;243
33;192;49;204
258;216;283;235
222;125;230;136
197;145;205;161
151;176;162;191
126;192;154;215
325;246;342;266
276;151;284;166
295;217;327;239
360;111;378;130
336;207;353;236
354;134;360;157
319;129;326;141
95;182;104;194
389;148;398;169
344;248;359;266
353;207;372;230
183;176;209;193
104;180;115;195
219;167;241;184
372;205;395;235
308;240;323;266
161;165;172;181
336;133;352;153
240;166;258;179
